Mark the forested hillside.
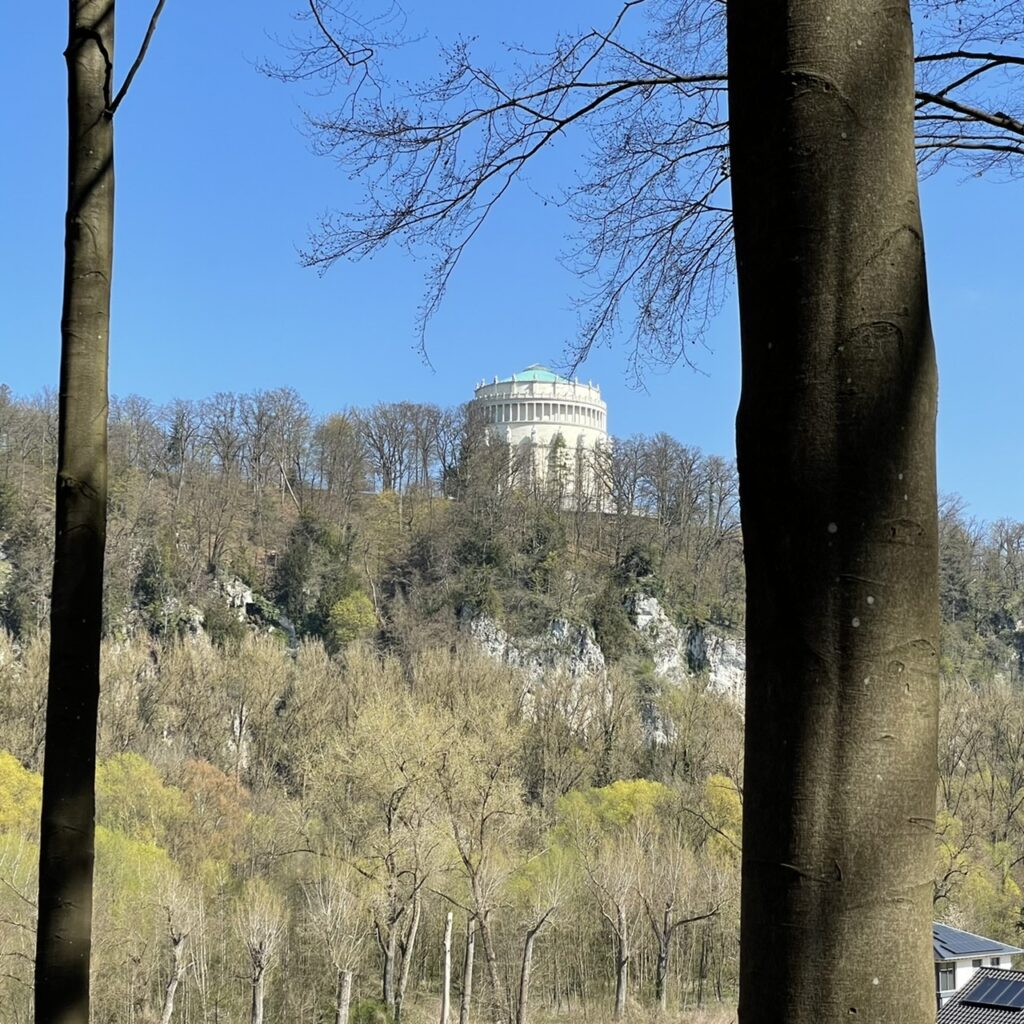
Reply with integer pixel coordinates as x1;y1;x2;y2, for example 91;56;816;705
0;383;1021;1022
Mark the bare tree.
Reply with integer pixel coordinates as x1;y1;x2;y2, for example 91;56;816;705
636;828;720;1013
270;1;1020;374
237;878;287;1024
304;867;367;1024
156;874;203;1024
358;403;416;493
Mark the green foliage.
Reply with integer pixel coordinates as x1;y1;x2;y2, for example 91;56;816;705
351;999;394;1024
327;589;376;650
0;750;41;837
273;513;358;636
591;584;634;662
96;753;187;847
133;543;172;619
201;597;247;649
557;778;673;833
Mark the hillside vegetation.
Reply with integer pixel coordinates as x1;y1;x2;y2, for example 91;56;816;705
0;383;1022;1022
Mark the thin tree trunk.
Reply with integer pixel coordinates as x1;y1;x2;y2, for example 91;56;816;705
396;893;421;1022
440;911;453;1024
613;905;629;1020
335;968;353;1024
459;916;476;1024
478;911;507;1023
159;938;188;1024
515;924;540;1024
655;933;669;1014
35;4;114;1023
251;969;265;1024
728;1;939;1023
381;921;399;1012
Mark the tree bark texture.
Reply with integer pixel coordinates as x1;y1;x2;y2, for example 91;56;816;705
159;936;188;1024
35;3;114;1023
251;969;265;1024
515;924;539;1024
335;968;353;1024
396;892;421;1022
728;2;939;1023
654;931;669;1014
477;909;507;1023
381;919;398;1012
459;916;476;1024
440;911;453;1024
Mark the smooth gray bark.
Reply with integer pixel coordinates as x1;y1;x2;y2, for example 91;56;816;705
728;1;939;1022
34;4;114;1022
335;969;353;1024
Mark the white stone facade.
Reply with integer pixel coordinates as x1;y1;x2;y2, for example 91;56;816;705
473;365;608;500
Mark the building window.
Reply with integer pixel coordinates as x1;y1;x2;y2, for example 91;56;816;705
504;404;510;422
512;404;519;422
527;403;534;420
992;958;1002;967
938;964;955;992
972;960;983;969
544;403;551;417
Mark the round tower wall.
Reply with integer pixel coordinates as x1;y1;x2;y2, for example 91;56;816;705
473;377;608;450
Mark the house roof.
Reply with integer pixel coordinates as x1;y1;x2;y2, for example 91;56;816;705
935;923;1024;962
938;967;1024;1024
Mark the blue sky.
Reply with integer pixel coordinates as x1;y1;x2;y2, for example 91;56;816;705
2;2;1021;523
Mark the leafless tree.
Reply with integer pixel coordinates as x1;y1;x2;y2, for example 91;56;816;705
269;0;1020;373
304;866;367;1024
237;878;287;1024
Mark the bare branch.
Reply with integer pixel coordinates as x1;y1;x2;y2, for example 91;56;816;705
107;0;167;115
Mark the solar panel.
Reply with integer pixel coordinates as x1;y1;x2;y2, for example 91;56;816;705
963;976;1024;1010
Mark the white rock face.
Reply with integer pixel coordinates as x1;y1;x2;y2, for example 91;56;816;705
629;594;746;700
461;594;745;701
460;610;606;681
220;577;254;621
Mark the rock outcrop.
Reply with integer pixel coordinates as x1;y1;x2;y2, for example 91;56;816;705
460;594;746;701
628;594;746;699
459;609;606;681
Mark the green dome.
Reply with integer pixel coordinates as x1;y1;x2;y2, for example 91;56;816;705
506;364;570;384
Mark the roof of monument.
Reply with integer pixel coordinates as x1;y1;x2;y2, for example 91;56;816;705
506;365;570;384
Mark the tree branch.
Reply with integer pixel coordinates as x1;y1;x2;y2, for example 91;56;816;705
107;0;168;115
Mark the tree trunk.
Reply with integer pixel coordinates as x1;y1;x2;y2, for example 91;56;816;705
335;968;353;1024
35;4;114;1023
395;893;421;1022
440;912;453;1024
478;910;507;1023
515;924;540;1024
613;905;629;1020
159;937;188;1024
728;2;939;1023
381;920;399;1012
459;916;476;1024
251;968;265;1024
654;934;669;1014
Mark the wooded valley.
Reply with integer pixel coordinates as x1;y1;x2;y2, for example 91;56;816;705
0;384;1021;1022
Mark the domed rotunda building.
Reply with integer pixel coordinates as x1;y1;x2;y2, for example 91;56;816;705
473;365;608;500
